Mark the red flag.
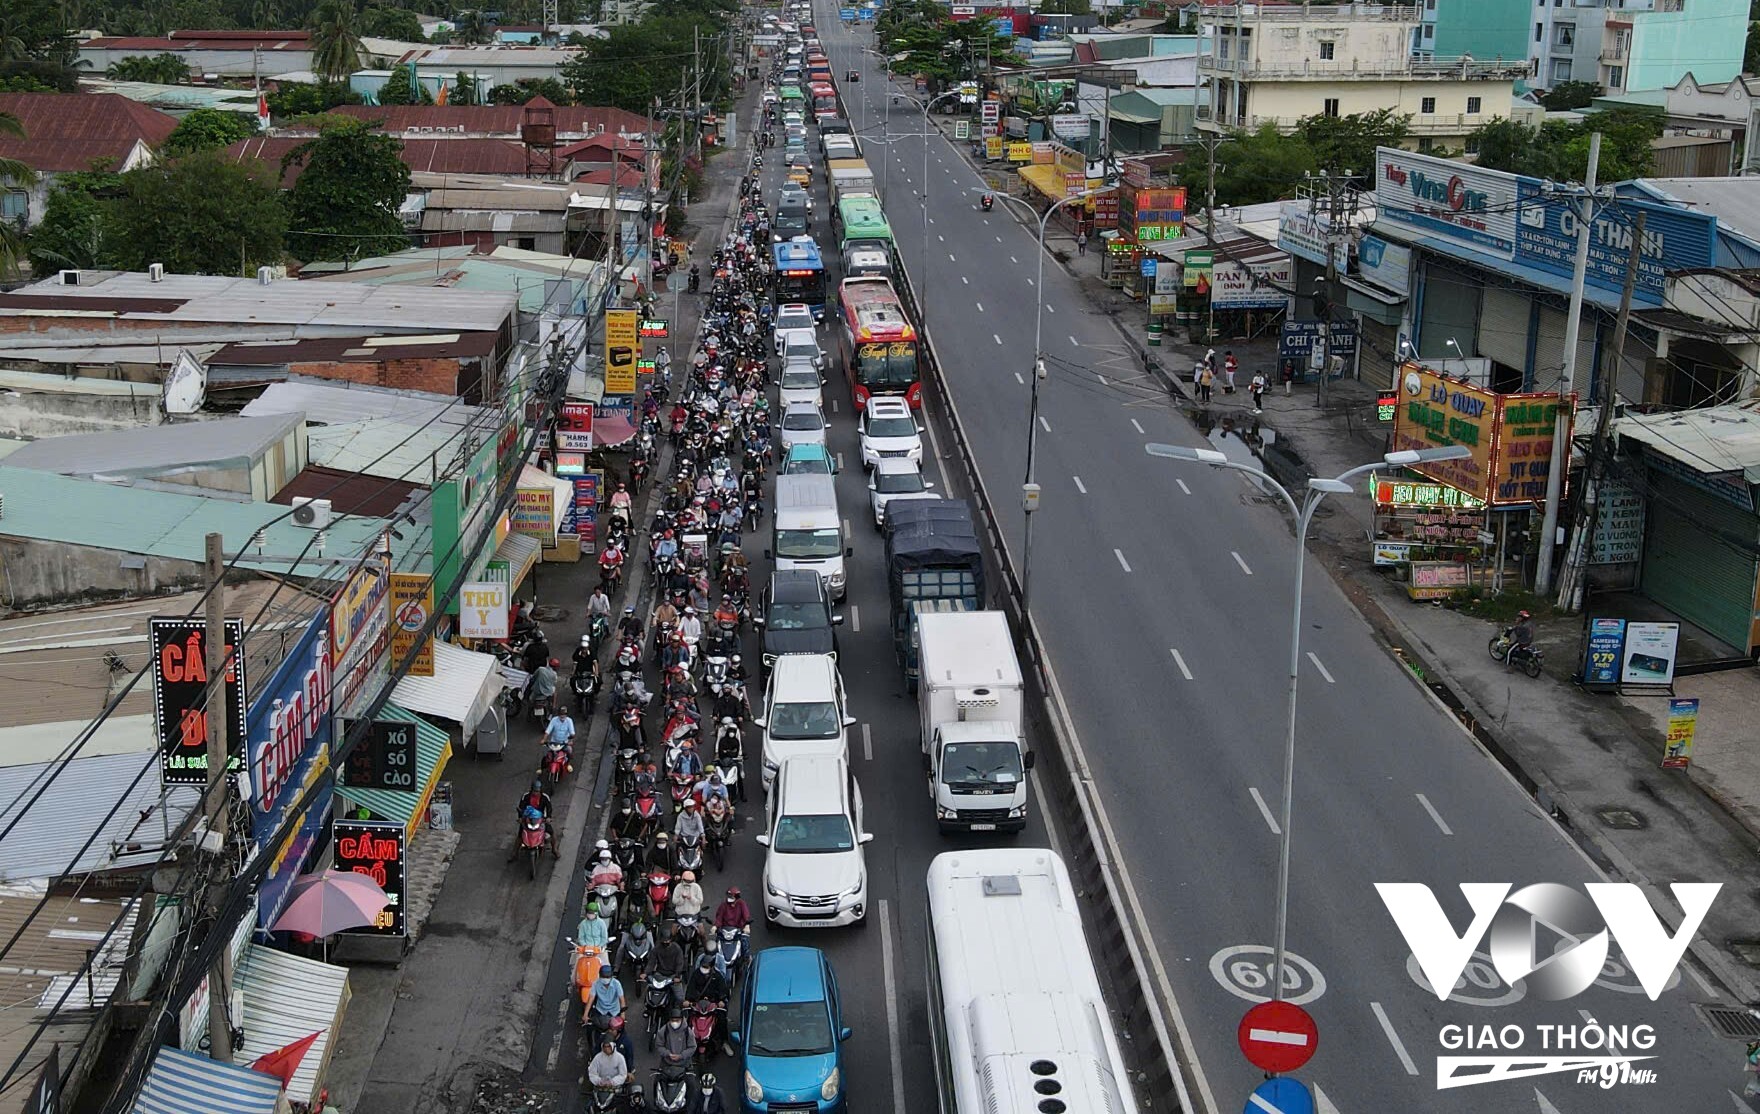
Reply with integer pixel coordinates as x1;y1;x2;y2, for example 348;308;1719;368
250;1030;322;1088
256;88;270;132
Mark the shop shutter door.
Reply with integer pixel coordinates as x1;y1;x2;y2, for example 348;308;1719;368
1640;473;1759;651
1417;268;1479;359
1531;303;1597;393
1476;287;1530;372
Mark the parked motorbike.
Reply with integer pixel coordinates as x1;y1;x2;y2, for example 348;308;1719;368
1488;629;1544;678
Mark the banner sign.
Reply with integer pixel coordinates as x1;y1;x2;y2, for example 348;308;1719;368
341;719;418;792
574;471;600;545
389;573;434;677
1211;256;1290;309
1388;363;1571;506
1356;234;1411;297
1583;617;1626;686
604;309;639;394
1374;148;1519;259
1589;480;1645;565
248;611;333;930
639;318;668;338
1663;697;1701;768
511;486;557;546
1050;113;1089;139
1276;204;1349;270
1182;249;1214;288
332;819;405;936
1621;621;1680;685
329;564;388;669
556;402;595;451
985;136;1003;159
459;580;510;640
1006;141;1032;162
150;617;247;786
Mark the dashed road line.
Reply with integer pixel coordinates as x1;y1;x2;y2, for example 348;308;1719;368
993;334;1003;345
1232;551;1254;576
938;234;944;242
1070;335;1079;347
1045;304;1055;314
1306;651;1335;683
1096;373;1108;386
1176;478;1191;495
879;899;908;1114
961;276;968;284
836;453;845;471
1113;548;1132;573
850;604;861;633
1072;475;1087;494
1038;415;1051;433
949;253;956;262
1130;418;1146;434
1010;255;1018;263
1416;793;1453;836
1168;648;1193;680
1371;1002;1420;1076
1248;787;1281;834
974;301;984;312
861;721;873;761
1014;371;1024;384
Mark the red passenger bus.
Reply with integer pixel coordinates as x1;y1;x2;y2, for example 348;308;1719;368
835;276;921;410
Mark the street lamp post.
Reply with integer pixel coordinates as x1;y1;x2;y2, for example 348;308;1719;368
986;186;1108;632
1143;442;1472;1002
891;90;960;337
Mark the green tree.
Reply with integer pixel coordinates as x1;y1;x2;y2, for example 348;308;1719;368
308;0;364;84
1208;123;1317;207
106;52;189;83
163;107;257;156
452;9;489;43
26;169;124;274
0;109;39;278
1293;109;1409;183
282;118;410;262
487;76;573;104
106;151;286;274
266;80;362;119
1037;0;1090;12
1537;80;1604;111
377;63;430;103
1468;108;1661;181
0;0;78;90
361;5;423;39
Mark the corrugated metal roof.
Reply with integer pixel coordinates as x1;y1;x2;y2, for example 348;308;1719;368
243;379;492;430
420;210;562;234
225;136;533;186
1613;400;1760;476
0;467;428;578
390;640;499;732
131;1047;282;1114
270;466;427;518
0;93;177;172
334;704;450;831
306;417;473;484
234;943;350;1106
328;102;650;138
3;414;301;479
0;752;198;883
213;331;500;366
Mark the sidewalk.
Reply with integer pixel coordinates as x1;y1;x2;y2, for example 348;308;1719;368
1002;175;1760;1003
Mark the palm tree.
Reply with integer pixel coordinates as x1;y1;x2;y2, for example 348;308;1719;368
309;0;365;85
0;111;39;279
454;10;489;45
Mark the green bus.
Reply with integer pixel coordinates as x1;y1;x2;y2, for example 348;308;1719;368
836;197;893;253
779;84;805;106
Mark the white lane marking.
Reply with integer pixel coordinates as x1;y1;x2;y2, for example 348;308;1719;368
836;453;845;471
1176;478;1192;495
995;234;1002;242
948;253;956;262
1417;793;1454;836
1096;373;1108;386
1232;551;1254;576
1014;371;1024;385
862;721;873;761
1072;475;1087;494
1069;335;1079;347
843;518;852;536
1578;1009;1597;1026
1248;788;1281;834
1130;418;1146;434
1038;415;1051;433
993;334;1003;345
938;234;944;242
975;301;984;312
1045;304;1055;314
1169;648;1193;680
961;276;968;284
1306;651;1335;684
1371;1001;1420;1076
1010;255;1018;263
850;604;861;633
1026;277;1035;287
830;398;839;413
1113;548;1132;573
879;898;907;1114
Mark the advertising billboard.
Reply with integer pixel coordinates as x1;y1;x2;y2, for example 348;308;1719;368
247;611;334;928
150;617;247;786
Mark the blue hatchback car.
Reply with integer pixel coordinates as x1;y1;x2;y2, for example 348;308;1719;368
781;442;837;476
733;946;850;1113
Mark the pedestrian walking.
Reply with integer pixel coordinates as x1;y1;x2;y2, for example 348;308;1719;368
1077;230;1089;256
1198;365;1214;404
1249;371;1267;414
1223;350;1238;394
1192;358;1205;391
1281;359;1295;396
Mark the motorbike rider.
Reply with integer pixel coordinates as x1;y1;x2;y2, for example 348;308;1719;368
672;869;706;921
674;797;706;845
588;963;626;1027
611;671;652;715
577;902;611;950
679;607;704;649
519;623;550;671
698;928;731;981
1510;609;1536;652
645;830;675;874
714;887;751;937
653;597;679;634
573;633;598;676
618;606;645;641
544;708;577;758
588;848;625;892
657;1009;694;1071
673;739;705;782
598;540;625;585
688;263;700;292
528;658;560;717
509;780;558;860
692;1072;728;1114
609;797;645;843
589;1036;633;1090
651;927;688;1006
684;952;729;1016
610;482;633;521
587;586;613;623
695;769;731;809
617;914;654;973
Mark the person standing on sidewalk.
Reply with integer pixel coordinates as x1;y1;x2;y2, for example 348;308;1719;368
1077;230;1088;256
1198;364;1215;403
1249;371;1267;414
1223;351;1238;394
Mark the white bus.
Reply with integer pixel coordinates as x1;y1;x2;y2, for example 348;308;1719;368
924;849;1139;1114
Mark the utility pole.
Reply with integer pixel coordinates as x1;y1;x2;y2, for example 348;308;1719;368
1196;133;1224;345
1310;170;1352;410
202;532;233;1064
1556;209;1643;613
1535;131;1601;597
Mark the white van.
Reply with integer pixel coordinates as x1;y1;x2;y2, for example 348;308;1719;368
769;473;849;600
753;652;853;790
757;753;871;927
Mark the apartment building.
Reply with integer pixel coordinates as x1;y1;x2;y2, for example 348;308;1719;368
1529;0;1745;92
1197;3;1526;150
1412;0;1529;63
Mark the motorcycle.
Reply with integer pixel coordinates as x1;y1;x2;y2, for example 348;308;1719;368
646;868;674;921
517;813;549;879
688;997;725;1066
572;669;600;718
667;769;696;813
570;938;608;1023
592;878;624;933
541;740;572;792
586;1077;640;1114
643;974;676;1049
616;705;647;751
588;613;613;656
674;910;705;959
715;926;749;988
704;806;733;869
615;746;640;798
632;785;664;839
616;636;643;672
1488;629;1544;678
981;193;994;212
675;833;706;877
649;1063;693;1114
701;655;730;692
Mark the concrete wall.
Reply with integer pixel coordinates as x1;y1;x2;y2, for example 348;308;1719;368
1433;0;1529;63
1247;78;1513;139
1628;0;1747;91
0;536;206;610
0;385;166;440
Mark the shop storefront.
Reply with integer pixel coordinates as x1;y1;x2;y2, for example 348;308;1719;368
389;639;503;750
335;704;452;839
232;943;351;1108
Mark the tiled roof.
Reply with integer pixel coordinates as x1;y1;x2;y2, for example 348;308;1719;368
225;135;534;185
328;103;650;137
0;92;177;172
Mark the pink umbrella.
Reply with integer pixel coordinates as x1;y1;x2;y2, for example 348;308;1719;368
272;869;390;938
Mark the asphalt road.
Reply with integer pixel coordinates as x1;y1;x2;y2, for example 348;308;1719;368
815;10;1742;1114
516;75;1059;1114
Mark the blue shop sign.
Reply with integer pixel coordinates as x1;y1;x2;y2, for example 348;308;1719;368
1514;184;1714;309
1279;320;1359;362
1583;617;1626;686
248;610;335;931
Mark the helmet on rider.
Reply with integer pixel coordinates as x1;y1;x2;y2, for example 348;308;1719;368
1518;609;1532;619
683;798;698;810
725;887;741;900
682;870;695;882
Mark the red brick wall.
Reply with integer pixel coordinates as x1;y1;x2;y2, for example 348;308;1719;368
286;357;462;395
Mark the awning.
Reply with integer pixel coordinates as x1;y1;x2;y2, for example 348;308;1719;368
390;640;500;736
520;463;571;535
596;411;638;448
1612;400;1760;479
1341;275;1405;304
336;704;453;840
492;530;541;587
1107;91;1163;125
132;1048;281;1114
234;943;351;1107
1018;163;1069;202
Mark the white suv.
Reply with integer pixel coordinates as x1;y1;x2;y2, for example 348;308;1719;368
753;652;853;790
858;396;923;470
757;754;871;928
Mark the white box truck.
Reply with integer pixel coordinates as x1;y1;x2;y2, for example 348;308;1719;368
917;610;1033;834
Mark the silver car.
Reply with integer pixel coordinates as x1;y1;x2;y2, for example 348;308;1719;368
772;303;817;351
867;458;938;528
780;360;825;411
779;401;829;453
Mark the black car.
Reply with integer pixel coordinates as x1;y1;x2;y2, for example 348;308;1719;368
756;569;842;671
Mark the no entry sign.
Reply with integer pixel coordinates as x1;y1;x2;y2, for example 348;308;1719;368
1238;1000;1318;1073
